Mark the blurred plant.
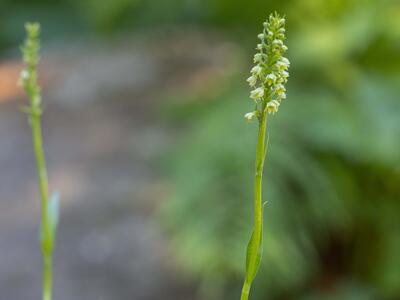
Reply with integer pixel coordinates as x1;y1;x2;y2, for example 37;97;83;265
241;12;290;300
19;23;59;300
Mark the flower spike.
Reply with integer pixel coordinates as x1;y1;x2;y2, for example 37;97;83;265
247;12;290;114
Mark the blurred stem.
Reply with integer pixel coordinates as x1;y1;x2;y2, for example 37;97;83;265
30;111;53;300
43;256;52;300
241;111;268;300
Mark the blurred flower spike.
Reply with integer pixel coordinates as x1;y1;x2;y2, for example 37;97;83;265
19;22;41;109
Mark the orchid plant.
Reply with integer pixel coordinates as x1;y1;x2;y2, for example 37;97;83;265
241;12;290;300
19;23;59;300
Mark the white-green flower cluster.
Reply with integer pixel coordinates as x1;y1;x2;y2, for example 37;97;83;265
19;23;42;110
246;12;290;118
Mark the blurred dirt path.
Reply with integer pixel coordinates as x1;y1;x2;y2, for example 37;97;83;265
0;31;238;300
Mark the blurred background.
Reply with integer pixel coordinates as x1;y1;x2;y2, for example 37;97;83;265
0;0;399;299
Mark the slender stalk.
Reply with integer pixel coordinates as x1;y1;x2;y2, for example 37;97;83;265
31;113;49;216
240;282;250;300
31;111;53;300
240;112;267;300
254;112;267;238
43;256;52;300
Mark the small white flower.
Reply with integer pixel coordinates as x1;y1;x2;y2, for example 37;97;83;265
282;45;288;51
274;83;286;93
250;87;264;100
250;65;262;76
266;100;280;114
276;33;285;40
265;73;277;85
20;70;29;81
257;33;264;40
247;76;257;87
276;60;289;71
256;43;263;50
281;57;290;65
253;53;263;63
281;71;289;78
244;111;258;121
272;39;283;47
18;70;30;87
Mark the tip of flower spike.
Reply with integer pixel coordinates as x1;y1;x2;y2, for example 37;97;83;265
21;22;41;68
25;22;40;36
20;21;43;108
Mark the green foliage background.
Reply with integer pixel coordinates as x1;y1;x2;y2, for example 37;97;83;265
2;0;399;299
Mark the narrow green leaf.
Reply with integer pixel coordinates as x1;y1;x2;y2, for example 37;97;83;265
48;191;60;237
245;226;263;283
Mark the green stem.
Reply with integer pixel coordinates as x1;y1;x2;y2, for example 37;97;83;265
43;256;52;300
240;111;268;300
30;112;53;300
240;281;250;300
